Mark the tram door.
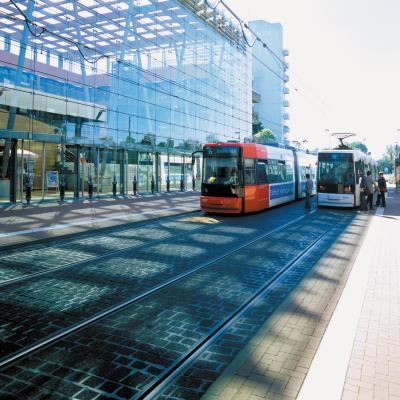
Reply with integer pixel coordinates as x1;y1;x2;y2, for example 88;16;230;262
138;152;154;193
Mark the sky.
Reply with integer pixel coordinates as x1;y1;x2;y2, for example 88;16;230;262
225;0;400;158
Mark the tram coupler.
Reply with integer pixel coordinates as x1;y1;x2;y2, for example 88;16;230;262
88;176;93;199
151;176;155;194
180;176;184;192
166;177;170;193
133;176;137;196
112;177;117;197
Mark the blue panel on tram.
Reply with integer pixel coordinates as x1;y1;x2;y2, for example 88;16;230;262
270;182;294;199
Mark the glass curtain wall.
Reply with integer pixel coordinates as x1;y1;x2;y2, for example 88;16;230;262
0;0;252;203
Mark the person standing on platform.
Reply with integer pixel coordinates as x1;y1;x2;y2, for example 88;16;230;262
364;171;375;210
376;172;387;207
305;173;313;211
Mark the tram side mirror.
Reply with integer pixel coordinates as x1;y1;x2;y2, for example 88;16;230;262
191;150;203;165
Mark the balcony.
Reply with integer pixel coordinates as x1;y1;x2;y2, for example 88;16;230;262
283;87;289;94
283;113;290;120
283;100;289;107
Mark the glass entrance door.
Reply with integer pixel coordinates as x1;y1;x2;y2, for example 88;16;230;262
78;147;98;198
169;154;183;191
138;152;153;193
0;139;13;202
19;140;44;202
98;148;124;196
127;149;138;195
64;145;78;198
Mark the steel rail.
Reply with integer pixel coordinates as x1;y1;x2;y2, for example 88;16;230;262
0;208;201;253
139;226;328;399
0;210;204;287
0;211;314;370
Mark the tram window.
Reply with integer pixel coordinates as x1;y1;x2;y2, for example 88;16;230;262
355;161;364;177
266;159;286;183
286;160;294;181
278;161;287;182
300;166;307;180
318;153;354;184
244;158;256;184
256;161;267;184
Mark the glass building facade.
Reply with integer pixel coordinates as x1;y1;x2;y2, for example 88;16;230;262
0;0;252;203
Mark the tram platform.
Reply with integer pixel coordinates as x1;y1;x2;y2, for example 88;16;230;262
0;191;200;249
204;189;400;400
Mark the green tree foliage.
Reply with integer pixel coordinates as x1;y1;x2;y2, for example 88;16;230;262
252;121;264;135
253;128;276;143
377;145;397;173
348;141;368;154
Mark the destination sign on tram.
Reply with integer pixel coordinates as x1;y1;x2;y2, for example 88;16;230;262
205;146;240;157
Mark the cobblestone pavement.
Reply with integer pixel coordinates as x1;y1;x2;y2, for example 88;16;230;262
0;201;308;362
158;212;369;400
196;210;371;400
0;211;202;283
0;209;221;284
0;207;354;400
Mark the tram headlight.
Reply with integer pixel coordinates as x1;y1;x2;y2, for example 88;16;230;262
319;184;326;192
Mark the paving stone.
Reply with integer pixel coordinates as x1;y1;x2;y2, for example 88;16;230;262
0;205;357;400
178;212;368;399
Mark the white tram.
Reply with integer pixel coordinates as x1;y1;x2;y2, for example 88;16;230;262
317;149;377;207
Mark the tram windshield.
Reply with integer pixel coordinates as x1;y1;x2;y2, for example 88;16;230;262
318;153;355;187
203;146;241;185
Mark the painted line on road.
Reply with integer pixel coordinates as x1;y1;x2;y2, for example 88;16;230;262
0;205;198;239
297;207;383;400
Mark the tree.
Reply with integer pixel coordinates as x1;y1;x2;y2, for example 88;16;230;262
377;145;396;173
253;128;276;143
348;141;368;154
383;145;396;162
252;121;264;135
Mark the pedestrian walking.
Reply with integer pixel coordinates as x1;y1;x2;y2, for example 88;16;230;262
376;172;387;207
305;173;313;211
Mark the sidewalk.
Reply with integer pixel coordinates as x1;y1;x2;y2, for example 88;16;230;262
0;191;200;248
204;189;400;400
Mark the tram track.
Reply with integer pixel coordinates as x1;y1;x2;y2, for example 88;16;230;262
0;203;312;364
0;209;355;400
0;210;205;285
0;208;352;399
0;212;313;370
139;229;328;400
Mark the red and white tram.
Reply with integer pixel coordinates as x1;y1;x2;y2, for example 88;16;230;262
200;142;316;214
